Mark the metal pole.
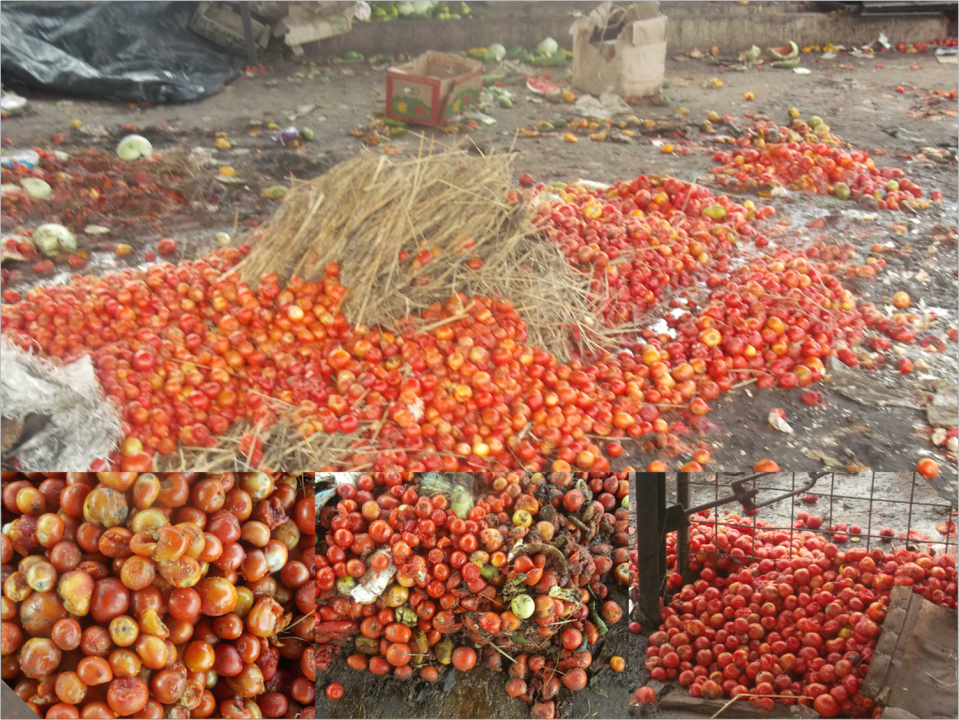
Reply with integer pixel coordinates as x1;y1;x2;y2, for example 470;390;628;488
240;2;258;68
676;472;690;579
636;472;665;624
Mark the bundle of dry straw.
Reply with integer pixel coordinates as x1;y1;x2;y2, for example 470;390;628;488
234;139;608;361
155;417;355;472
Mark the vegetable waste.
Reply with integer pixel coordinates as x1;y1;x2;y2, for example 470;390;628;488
317;471;632;716
0;471;316;718
645;511;958;717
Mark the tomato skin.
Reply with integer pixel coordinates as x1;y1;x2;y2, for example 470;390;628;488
634;687;658;704
451;646;477;671
325;683;344;700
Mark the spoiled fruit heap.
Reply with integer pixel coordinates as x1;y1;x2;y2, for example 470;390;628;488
529;175;909;454
0;172;927;472
649;514;957;717
0;246;686;472
0;149;189;234
708;119;940;209
0;471;316;718
534;175;778;328
317;471;631;719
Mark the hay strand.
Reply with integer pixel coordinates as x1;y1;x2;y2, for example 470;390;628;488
232;141;608;361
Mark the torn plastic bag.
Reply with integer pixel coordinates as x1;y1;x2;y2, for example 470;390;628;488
0;2;243;104
1;339;122;470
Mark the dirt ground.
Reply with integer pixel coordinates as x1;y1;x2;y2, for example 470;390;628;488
2;50;957;477
315;596;632;720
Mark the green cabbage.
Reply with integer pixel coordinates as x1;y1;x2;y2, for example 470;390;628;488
536;37;559;55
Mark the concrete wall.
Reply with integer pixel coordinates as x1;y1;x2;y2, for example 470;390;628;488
304;4;947;59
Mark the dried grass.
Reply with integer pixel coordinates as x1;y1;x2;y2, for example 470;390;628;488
155;418;359;472
232;139;609;362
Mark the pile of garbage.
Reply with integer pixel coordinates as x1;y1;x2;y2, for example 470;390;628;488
318;471;631;717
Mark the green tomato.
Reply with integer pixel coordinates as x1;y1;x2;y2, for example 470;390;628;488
511;593;535;619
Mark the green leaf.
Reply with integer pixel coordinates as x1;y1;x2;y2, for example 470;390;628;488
511;635;532;644
589;672;608;698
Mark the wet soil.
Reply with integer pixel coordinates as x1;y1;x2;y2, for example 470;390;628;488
316;598;632;720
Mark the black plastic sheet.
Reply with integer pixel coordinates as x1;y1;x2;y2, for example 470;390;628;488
1;2;243;104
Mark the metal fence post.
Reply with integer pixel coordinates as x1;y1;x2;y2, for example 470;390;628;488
676;472;690;579
636;472;665;623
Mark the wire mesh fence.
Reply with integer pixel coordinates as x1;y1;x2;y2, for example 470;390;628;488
637;472;958;615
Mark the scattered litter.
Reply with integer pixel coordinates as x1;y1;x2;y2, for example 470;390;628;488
448;111;496;126
803;448;845;468
1;338;122;470
0;149;40;168
272;126;302;144
793;67;812;75
116;134;154;161
768;408;794;435
0;93;27;118
260;185;288;199
573;92;631;118
480;85;516;110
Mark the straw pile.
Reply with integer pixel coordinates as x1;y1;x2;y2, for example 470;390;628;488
233;140;607;361
156;417;359;472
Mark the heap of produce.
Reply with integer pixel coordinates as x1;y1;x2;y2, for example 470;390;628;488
1;152;950;471
637;511;958;717
0;147;191;236
317;471;631;719
0;471;315;718
707;113;942;208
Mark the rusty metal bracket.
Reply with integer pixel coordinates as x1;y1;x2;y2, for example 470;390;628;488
684;472;827;515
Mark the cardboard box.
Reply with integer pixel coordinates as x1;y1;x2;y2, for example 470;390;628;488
386;52;484;127
570;1;667;98
190;2;271;56
272;2;353;50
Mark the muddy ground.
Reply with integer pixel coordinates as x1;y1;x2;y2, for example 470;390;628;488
315;600;631;720
2;50;957;477
630;470;958;718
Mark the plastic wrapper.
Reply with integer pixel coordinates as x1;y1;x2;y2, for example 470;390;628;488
1;339;122;470
1;1;242;103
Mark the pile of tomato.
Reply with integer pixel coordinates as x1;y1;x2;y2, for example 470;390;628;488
0;159;943;473
1;246;659;472
0;150;190;235
639;513;958;717
534;174;780;328
0;471;315;718
707;118;943;208
530;172;947;468
318;471;631;719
